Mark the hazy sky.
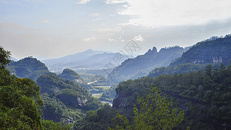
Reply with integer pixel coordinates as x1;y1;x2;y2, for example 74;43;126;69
1;0;231;60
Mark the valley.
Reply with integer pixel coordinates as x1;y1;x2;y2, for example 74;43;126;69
2;1;231;129
1;34;231;129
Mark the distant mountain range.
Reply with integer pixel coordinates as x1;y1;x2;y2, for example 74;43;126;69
42;49;130;72
109;46;188;83
147;35;231;78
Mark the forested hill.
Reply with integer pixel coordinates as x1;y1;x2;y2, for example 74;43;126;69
113;64;231;129
109;46;187;83
5;56;102;124
37;73;102;123
170;35;231;66
7;57;50;80
58;68;81;81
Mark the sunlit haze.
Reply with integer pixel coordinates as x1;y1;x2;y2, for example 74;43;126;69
1;0;231;59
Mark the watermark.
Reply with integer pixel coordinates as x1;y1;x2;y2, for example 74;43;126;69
103;40;141;78
124;40;141;56
113;51;129;65
103;62;116;77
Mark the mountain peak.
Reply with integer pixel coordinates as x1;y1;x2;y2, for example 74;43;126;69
145;46;157;55
81;49;105;55
84;49;94;52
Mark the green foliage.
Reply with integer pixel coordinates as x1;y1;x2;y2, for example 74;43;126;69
100;85;117;102
114;64;231;129
109;86;184;130
170;35;231;66
108;112;131;130
6;57;50;80
73;104;116;130
58;68;81;81
41;93;84;123
148;63;214;78
42;119;72;130
37;73;87;94
0;47;43;129
37;73;102;123
133;87;184;130
0;46;11;68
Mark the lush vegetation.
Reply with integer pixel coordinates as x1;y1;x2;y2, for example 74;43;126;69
1;47;105;129
148;63;222;78
42;119;73;130
154;64;231;129
74;86;184;130
73;104;116;130
171;35;231;66
2;34;231;130
4;52;105;126
113;64;231;129
7;57;50;81
0;47;43;129
108;86;184;130
41;93;84;123
58;68;82;81
37;73;86;94
37;73;103;123
100;85;117;102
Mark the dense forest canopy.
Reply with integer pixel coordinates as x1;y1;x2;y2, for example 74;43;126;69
7;57;50;81
113;63;231;129
58;68;81;81
0;46;43;129
0;47;102;129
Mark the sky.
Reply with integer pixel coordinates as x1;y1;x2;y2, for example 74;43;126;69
1;0;231;60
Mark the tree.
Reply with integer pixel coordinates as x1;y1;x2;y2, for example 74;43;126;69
205;65;212;78
109;86;184;130
74;104;117;130
0;46;11;68
0;47;43;129
108;112;131;130
42;120;72;130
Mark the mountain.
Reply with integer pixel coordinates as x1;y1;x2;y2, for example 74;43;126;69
147;63;224;78
57;68;92;88
112;64;231;130
6;57;50;80
37;73;102;123
10;57;18;61
170;35;231;66
72;52;128;69
43;49;129;72
6;56;102;123
109;46;187;82
58;68;81;81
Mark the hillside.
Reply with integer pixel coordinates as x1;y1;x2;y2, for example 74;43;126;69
58;68;82;81
170;35;231;66
37;73;102;123
109;46;187;83
5;56;103;123
113;64;231;129
7;57;50;80
148;63;223;78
